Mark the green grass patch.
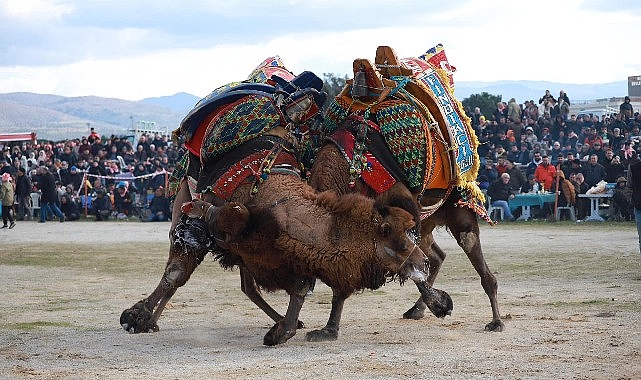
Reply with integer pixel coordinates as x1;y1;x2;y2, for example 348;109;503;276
10;321;74;330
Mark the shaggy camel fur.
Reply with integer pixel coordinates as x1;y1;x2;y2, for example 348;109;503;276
310;141;504;332
179;176;442;345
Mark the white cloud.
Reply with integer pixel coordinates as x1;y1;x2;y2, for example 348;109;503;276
1;0;640;100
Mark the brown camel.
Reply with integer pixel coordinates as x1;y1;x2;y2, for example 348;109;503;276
308;46;504;332
179;183;445;345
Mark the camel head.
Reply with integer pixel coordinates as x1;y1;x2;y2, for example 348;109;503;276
373;205;428;283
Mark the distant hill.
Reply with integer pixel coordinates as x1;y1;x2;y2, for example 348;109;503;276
140;92;200;115
0;92;187;141
0;80;630;142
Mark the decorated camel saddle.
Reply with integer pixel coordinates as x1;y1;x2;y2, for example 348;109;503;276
322;45;486;220
169;56;326;200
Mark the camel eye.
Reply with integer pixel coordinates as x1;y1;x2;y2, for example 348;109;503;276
379;223;392;237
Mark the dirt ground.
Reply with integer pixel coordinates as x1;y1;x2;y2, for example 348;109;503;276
0;218;640;379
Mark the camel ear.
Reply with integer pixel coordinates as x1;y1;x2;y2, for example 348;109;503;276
378;222;392;238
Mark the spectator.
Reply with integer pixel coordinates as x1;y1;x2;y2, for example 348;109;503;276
604;153;625;183
534;155;556;191
574;173;590;219
629;156;641;253
478;159;498;184
538;90;555;106
487;173;515;221
608;127;625;152
620;96;634;122
507;98;521;123
37;166;65;223
523;126;538;147
145;186;171;222
522;174;537;194
549;142;563;164
516;144;531;164
506;144;521;163
583;154;606;188
93;189;112;221
526;151;543;177
14;167;32;220
113;182;133;218
577;143;591;160
133;162;149;198
505;158;526;193
149;164;166;191
612;177;632;221
492;101;507;123
59;194;80;221
495;156;509;176
1;173;16;229
560;153;574;175
588;141;606;164
564;130;579;149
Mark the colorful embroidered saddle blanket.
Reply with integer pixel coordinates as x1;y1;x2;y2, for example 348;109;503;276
169;57;326;197
323;45;483;203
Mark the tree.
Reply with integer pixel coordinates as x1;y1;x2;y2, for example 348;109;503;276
461;92;502;120
322;73;348;101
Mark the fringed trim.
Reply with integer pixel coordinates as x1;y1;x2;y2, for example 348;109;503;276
456;184;496;226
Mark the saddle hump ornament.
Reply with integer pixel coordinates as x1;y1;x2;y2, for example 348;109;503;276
169;56;326;199
322;45;484;215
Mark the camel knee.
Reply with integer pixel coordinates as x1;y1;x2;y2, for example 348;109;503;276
163;262;191;288
458;231;478;253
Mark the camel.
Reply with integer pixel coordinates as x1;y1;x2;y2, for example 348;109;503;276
308;46;504;332
120;59;451;345
177;183;445;345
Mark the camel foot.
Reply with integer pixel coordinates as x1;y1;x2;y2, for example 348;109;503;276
120;301;159;334
263;322;297;346
402;304;426;320
416;284;453;318
305;327;338;342
484;319;504;332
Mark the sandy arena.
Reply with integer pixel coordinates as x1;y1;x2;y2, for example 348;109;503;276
0;219;640;379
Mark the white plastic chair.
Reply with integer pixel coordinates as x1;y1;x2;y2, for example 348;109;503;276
29;192;41;217
486;194;504;221
555;205;576;221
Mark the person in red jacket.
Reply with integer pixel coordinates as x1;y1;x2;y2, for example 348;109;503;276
534;155;557;191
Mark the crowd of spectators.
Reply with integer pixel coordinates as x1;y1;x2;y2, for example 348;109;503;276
0;129;180;223
473;91;639;221
1;92;639;225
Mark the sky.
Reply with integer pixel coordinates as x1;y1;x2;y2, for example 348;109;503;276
1;0;640;101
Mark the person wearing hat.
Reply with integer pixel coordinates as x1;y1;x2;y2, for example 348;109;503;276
612;176;632;221
1;172;16;229
113;182;133;218
620;96;634;122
